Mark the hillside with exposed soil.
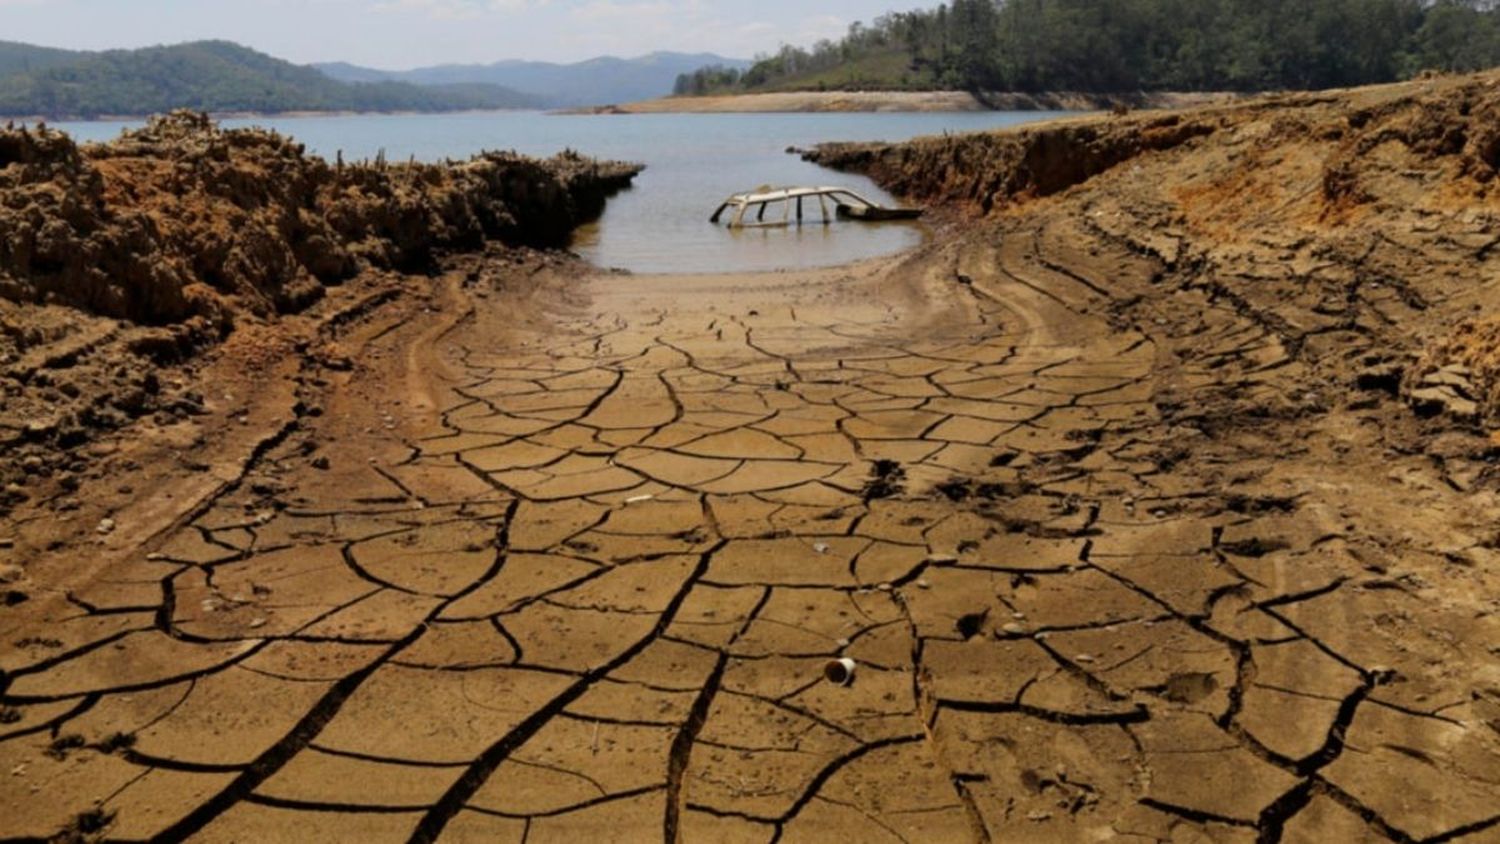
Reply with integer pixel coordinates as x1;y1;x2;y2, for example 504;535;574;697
0;112;638;516
807;72;1500;427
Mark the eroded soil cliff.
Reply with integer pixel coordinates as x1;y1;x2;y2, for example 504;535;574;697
0;112;638;515
807;72;1500;429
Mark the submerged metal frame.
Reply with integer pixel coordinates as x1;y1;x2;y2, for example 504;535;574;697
710;186;883;228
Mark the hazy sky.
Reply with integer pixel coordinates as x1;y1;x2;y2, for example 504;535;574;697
0;0;891;67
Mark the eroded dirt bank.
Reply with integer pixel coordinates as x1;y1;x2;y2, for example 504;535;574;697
0;112;640;519
1;75;1498;842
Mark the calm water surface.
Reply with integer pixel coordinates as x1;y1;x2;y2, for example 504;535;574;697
55;110;1074;274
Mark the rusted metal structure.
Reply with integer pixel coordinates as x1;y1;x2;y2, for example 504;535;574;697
710;186;922;228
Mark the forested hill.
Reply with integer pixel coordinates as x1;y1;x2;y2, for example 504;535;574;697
0;41;86;78
676;0;1500;96
0;41;539;119
316;52;752;108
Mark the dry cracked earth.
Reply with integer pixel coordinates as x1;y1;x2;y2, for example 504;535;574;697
2;210;1499;842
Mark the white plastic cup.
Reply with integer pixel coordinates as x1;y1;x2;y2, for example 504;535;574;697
824;657;857;686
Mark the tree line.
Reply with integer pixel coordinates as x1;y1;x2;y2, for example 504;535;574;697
676;0;1500;95
0;41;538;119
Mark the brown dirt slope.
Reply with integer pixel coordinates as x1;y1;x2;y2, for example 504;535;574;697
2;111;640;326
0;112;639;515
808;71;1500;427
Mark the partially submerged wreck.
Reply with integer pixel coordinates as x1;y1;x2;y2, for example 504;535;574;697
710;185;922;228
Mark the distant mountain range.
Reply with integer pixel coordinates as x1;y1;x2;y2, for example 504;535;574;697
0;40;540;119
315;52;752;108
0;41;747;120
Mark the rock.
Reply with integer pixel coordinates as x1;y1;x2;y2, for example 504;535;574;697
22;419;58;439
311;456;331;470
1409;386;1479;419
1001;622;1028;636
1421;369;1476;395
96;518;115;535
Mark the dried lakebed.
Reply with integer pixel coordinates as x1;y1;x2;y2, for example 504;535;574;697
3;213;1495;841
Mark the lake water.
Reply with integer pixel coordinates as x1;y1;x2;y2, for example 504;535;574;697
53;110;1073;274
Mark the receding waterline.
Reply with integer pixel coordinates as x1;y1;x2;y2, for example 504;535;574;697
52;110;1073;274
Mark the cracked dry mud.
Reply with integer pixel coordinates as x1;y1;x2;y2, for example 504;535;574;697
5;224;1498;842
5;77;1500;842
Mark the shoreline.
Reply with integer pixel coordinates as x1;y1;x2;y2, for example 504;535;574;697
565;89;1243;114
9;106;541;125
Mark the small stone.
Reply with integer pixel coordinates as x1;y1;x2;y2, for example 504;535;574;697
248;618;267;629
1026;810;1053;822
876;583;893;592
145;552;166;561
1409;386;1479;418
1421;371;1473;392
1074;654;1096;663
311;456;331;471
926;553;958;564
0;537;13;549
916;579;931;590
1001;622;1027;635
96;518;116;535
813;542;830;554
23;418;58;437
